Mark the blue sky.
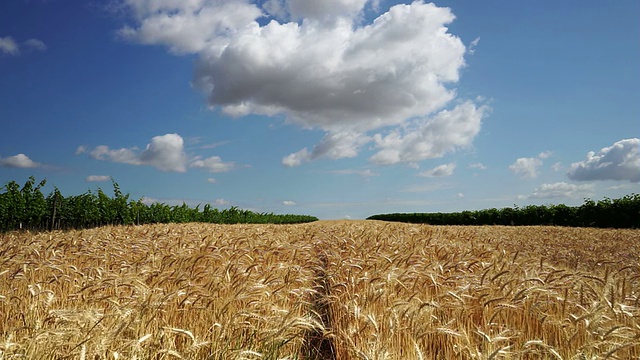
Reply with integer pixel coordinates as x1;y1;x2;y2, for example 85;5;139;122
1;0;638;220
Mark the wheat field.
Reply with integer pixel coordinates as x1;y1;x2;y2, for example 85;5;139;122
1;221;639;359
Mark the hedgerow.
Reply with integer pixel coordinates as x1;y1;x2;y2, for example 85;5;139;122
367;194;640;228
0;176;317;232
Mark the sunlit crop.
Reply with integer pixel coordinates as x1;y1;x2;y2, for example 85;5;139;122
1;221;638;359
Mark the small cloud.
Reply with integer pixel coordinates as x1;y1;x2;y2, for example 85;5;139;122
0;37;46;55
190;156;234;173
551;162;563;172
206;178;217;183
24;38;47;51
509;151;553;179
454;193;464;198
468;162;486;170
0;154;42;168
75;146;87;155
326;169;379;177
567;138;640;183
509;157;542;179
529;182;595;199
214;198;230;206
606;183;635;191
538;151;553;159
418;163;456;177
0;36;19;55
140;197;159;205
468;37;480;54
86;175;111;182
282;200;297;206
401;182;453;193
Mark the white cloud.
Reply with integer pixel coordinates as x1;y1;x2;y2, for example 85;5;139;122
0;36;46;55
468;37;480;54
529;182;595;199
282;200;297;206
87;133;188;172
370;101;486;165
327;168;379;177
119;0;262;54
120;1;484;166
282;148;309;167
281;132;372;166
509;157;542;179
0;36;19;55
607;183;635;191
454;192;464;198
206;177;217;183
551;162;563;172
86;175;111;182
0;154;42;168
214;198;230;206
509;150;552;179
469;162;486;170
140;197;159;205
24;38;47;51
418;163;456;177
567;138;640;183
75;145;88;155
139;133;188;172
538;151;553;159
85;133;236;173
262;0;370;23
190;156;234;173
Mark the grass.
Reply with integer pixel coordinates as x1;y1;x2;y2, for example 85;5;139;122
1;221;638;359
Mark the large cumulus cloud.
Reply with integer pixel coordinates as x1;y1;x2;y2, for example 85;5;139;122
119;0;486;166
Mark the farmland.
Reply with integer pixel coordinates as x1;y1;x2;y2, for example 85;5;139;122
1;221;639;359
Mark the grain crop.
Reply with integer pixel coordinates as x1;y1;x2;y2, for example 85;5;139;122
1;221;639;359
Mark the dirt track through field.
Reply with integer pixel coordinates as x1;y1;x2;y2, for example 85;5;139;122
1;221;639;359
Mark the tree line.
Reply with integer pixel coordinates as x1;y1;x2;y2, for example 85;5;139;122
367;194;640;228
0;177;318;232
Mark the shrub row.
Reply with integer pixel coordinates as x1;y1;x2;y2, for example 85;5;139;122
367;194;640;228
0;177;318;232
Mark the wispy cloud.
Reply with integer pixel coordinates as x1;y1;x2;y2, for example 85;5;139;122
469;162;486;170
325;168;379;177
418;163;456;177
85;175;111;182
529;182;595;199
0;36;46;55
24;38;46;51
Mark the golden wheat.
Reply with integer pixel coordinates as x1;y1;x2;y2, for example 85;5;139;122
1;221;638;359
